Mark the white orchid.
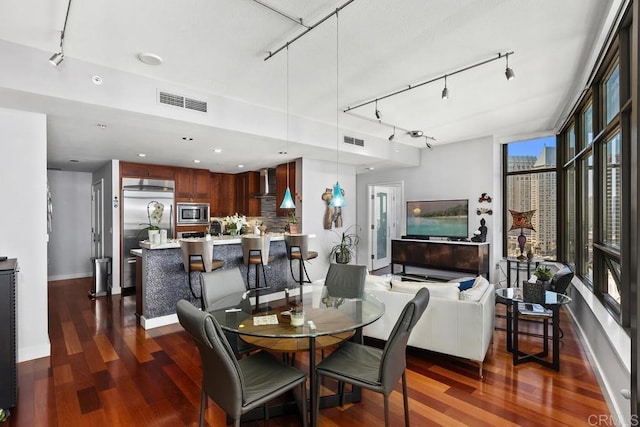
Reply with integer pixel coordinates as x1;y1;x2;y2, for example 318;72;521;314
223;213;247;231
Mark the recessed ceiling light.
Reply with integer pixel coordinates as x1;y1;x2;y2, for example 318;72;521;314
279;151;287;155
69;159;79;163
138;52;163;66
182;137;194;141
238;164;244;168
97;123;107;129
213;148;222;153
138;153;147;157
367;167;375;171
92;75;103;85
193;159;201;163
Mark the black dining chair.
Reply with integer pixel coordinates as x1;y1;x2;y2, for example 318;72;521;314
313;287;430;427
176;300;308;427
324;263;367;299
200;267;254;358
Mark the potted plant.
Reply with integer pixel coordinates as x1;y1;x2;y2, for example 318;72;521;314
534;265;553;285
329;225;360;264
287;211;299;234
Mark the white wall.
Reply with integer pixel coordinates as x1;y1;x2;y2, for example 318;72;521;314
47;170;93;280
300;158;357;281
92;160;121;293
356;136;503;281
0;107;50;361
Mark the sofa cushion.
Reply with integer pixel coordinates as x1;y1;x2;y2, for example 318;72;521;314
459;276;490;301
364;273;392;291
390;279;460;300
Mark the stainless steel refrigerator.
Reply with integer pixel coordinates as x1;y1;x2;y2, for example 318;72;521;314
122;178;175;289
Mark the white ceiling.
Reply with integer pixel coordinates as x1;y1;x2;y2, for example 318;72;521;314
0;0;619;173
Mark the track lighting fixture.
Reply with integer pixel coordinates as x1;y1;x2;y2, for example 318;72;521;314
408;130;423;138
441;75;449;100
375;99;381;119
49;0;73;67
505;53;515;80
388;126;396;141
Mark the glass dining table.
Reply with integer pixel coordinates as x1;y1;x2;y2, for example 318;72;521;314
208;284;385;426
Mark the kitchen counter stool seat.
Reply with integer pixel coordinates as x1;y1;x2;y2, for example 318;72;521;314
180;240;224;306
284;234;318;296
241;236;273;309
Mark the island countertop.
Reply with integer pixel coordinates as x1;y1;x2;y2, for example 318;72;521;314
139;233;315;250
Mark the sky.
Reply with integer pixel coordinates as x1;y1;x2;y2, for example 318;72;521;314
508;135;556;157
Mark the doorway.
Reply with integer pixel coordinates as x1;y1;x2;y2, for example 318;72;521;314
368;183;403;271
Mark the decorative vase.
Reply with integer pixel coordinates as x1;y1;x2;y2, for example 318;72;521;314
230;228;239;236
148;229;159;244
289;224;299;234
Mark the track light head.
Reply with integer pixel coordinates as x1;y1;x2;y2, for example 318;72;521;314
49;52;64;66
388;134;394;141
375;109;381;119
441;86;449;100
505;67;515;80
504;54;515;80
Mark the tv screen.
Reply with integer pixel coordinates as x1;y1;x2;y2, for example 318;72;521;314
406;199;469;239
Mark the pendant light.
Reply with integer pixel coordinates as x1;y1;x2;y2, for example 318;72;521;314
330;12;344;208
280;44;296;209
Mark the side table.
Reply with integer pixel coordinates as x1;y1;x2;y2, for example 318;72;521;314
495;287;571;370
504;257;543;288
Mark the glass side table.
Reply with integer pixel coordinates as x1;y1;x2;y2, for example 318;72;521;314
495;287;572;370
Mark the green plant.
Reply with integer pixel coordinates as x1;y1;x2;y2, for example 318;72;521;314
534;265;553;281
329;225;360;263
287;211;298;224
138;201;164;237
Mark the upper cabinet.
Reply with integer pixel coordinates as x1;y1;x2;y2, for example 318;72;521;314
210;172;237;217
121;161;175;180
175;167;210;202
275;161;296;217
235;171;261;217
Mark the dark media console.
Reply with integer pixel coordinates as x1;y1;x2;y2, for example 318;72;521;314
392;239;490;279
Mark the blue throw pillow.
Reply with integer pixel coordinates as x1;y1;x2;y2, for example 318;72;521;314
458;279;475;291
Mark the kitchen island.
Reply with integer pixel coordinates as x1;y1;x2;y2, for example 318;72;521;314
134;234;313;329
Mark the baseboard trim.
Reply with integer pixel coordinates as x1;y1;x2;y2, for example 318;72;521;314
47;272;92;282
18;341;51;363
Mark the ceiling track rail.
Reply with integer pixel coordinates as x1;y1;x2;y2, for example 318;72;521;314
264;0;357;61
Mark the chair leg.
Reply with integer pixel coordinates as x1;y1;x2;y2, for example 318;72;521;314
301;381;308;427
384;394;390;427
314;372;322;425
199;388;206;427
302;259;313;283
234;419;240;427
402;371;410;426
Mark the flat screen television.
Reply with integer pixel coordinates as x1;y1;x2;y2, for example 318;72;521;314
406;199;469;239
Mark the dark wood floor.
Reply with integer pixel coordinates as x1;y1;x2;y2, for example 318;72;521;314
6;277;610;426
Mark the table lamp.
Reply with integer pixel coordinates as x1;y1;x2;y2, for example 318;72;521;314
509;209;536;260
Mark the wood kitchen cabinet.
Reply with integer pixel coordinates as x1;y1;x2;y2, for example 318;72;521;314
275;161;296;217
235;171;261;216
210;172;237;216
175;167;210;202
120;161;175;180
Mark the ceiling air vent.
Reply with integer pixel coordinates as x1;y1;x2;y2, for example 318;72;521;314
343;135;364;147
159;91;207;113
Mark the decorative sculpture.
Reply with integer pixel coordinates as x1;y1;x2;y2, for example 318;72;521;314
471;218;488;242
322;187;344;229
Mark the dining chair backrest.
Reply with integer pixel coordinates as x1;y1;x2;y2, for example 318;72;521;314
176;300;246;419
324;263;367;299
551;266;574;295
180;239;214;272
200;267;248;311
378;287;430;394
284;234;311;260
241;236;271;266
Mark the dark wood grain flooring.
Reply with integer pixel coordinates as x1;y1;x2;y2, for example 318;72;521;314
5;277;610;426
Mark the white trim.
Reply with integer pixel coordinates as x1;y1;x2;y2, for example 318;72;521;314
17;342;51;363
47;272;92;282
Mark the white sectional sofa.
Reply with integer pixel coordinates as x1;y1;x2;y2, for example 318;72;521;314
362;275;495;378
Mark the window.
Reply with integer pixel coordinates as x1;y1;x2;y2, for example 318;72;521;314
603;132;621;249
604;64;620;125
583;104;593;146
580;154;593;282
565;164;575;268
504;137;557;259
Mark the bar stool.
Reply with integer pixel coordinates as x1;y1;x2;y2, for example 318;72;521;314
284;234;318;296
241;235;272;309
180;239;224;306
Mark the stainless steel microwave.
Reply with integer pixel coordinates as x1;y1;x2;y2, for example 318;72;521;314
176;203;210;225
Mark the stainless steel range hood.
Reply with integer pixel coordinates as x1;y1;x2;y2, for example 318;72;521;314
253;168;276;198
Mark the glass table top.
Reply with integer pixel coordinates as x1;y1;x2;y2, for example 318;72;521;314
209;285;385;339
495;287;572;306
